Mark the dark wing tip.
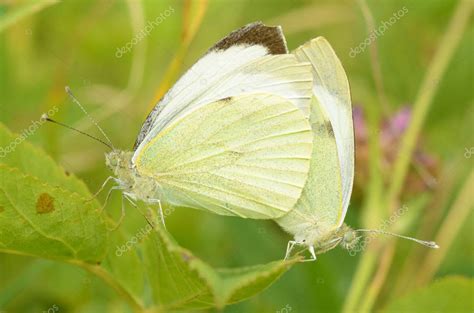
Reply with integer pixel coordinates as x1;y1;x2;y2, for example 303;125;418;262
209;21;288;55
220;96;233;103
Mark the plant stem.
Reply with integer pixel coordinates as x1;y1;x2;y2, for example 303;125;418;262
353;0;473;311
150;0;208;108
341;251;378;313
359;242;396;312
357;0;391;114
385;0;473;210
391;162;461;296
343;90;384;312
415;168;474;286
342;25;386;313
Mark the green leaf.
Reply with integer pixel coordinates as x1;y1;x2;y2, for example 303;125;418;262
99;227;146;307
0;124;91;198
140;215;299;311
0;124;107;263
383;276;474;313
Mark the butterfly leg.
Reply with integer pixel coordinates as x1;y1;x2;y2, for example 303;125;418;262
87;176;116;202
124;195;137;207
148;198;167;230
100;186;120;213
156;199;166;230
301;245;317;262
284;240;297;260
108;195;126;231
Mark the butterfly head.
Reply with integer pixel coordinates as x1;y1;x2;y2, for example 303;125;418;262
339;225;359;250
105;150;135;183
303;224;359;255
105;150;161;203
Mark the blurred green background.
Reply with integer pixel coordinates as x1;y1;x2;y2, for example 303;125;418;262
0;0;473;312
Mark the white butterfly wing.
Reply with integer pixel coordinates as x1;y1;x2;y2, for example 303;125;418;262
134;93;313;219
293;37;354;226
133;22;313;157
275;96;342;236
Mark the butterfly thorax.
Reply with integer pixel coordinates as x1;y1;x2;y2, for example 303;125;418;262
105;150;160;202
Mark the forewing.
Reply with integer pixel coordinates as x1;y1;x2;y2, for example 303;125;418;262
134;93;313;219
134;22;312;151
293;37;354;226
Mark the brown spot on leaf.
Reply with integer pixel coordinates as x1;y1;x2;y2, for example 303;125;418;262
36;193;55;214
0;206;4;213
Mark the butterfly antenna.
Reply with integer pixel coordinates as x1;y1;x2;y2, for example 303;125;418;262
65;86;115;149
355;229;439;249
41;114;113;150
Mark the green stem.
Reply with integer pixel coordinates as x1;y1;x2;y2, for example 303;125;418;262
354;0;473;312
341;251;378;313
385;0;473;209
359;243;396;313
415;168;474;286
391;163;461;297
342;82;384;313
342;4;387;310
357;0;391;114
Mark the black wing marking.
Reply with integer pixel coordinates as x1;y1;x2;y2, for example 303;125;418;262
133;22;288;150
209;21;288;54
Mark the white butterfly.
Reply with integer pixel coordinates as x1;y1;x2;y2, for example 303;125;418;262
275;37;357;261
275;37;437;261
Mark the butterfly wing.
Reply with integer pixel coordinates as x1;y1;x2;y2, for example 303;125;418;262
293;37;354;226
133;93;313;219
134;22;313;152
275;96;342;236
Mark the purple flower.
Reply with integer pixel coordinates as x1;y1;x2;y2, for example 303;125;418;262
352;105;438;196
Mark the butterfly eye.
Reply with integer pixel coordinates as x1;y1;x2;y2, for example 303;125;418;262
343;232;353;242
